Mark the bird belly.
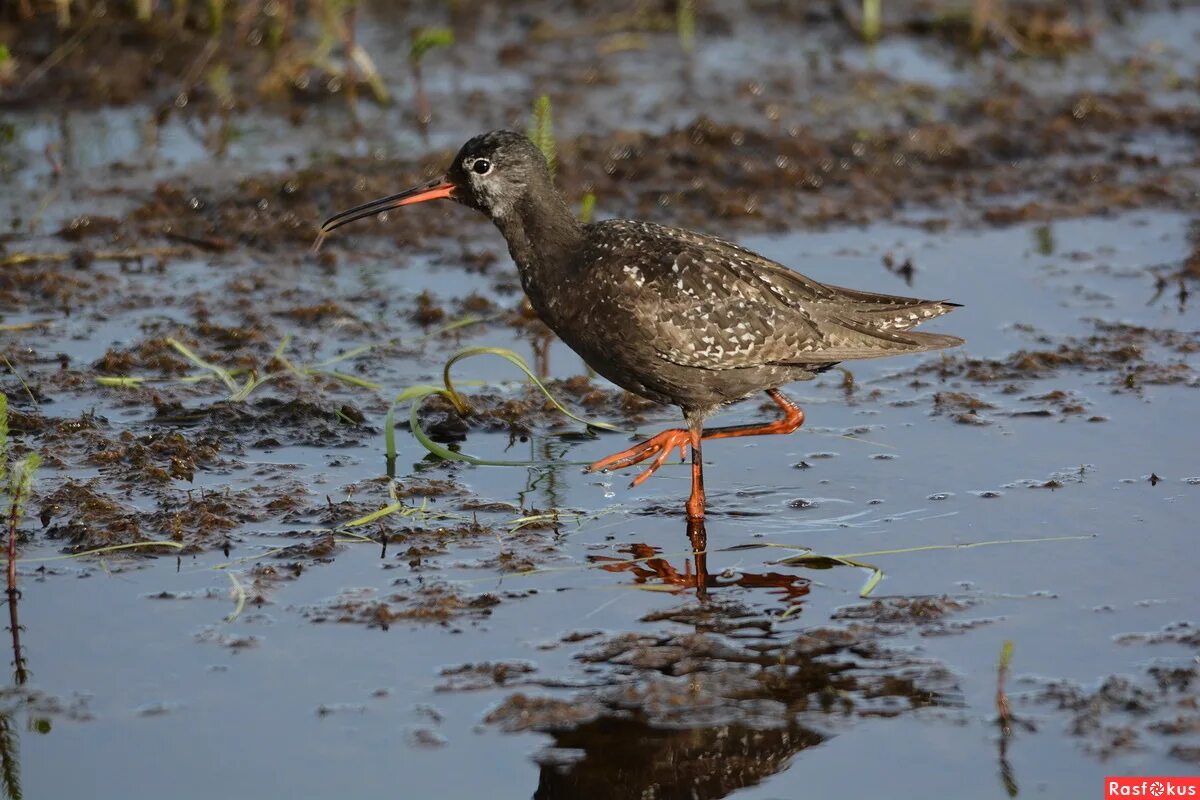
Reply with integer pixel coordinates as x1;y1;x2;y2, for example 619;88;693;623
551;318;816;412
533;282;823;412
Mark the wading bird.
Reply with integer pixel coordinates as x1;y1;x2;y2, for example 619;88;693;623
317;131;962;522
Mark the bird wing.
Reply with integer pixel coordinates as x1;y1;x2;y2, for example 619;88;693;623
588;221;962;371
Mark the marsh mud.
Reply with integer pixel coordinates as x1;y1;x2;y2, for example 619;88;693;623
1;1;1199;797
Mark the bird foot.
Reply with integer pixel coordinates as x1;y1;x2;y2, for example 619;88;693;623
586;428;691;488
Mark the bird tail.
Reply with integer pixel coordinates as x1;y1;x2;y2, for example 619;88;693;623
777;314;963;364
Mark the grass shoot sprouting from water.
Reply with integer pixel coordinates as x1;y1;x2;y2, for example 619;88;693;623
208;0;227;36
526;95;596;220
861;0;882;44
579;192;597;223
409;26;454;140
527;94;556;178
997;639;1014;730
311;0;390;107
996;638;1019;796
676;0;695;54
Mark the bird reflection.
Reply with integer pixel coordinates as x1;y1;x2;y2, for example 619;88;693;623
533;715;823;800
534;520;836;799
588;519;810;610
528;519;958;800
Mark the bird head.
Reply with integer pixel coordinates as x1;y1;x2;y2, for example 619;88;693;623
315;130;551;248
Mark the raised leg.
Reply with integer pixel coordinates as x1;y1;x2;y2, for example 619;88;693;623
585;390;806;512
702;389;805;441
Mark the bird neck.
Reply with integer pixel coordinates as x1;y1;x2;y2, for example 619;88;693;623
491;180;584;316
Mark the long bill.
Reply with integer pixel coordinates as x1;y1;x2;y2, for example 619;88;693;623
312;177;455;251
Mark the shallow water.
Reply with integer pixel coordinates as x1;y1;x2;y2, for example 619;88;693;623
4;208;1195;798
2;2;1199;798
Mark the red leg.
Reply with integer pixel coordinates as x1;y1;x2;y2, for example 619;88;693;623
703;389;805;441
586;428;691;487
587;390;805;510
686;423;705;521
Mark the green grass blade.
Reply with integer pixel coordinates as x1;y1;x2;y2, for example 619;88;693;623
9;453;39;522
998;639;1015;671
408;399;531;466
677;0;695;53
386;384;443;467
96;373;225;388
272;334;293;360
527;95;556;177
774;534;1093;596
409;27;454;63
272;353;308;381
791;534;1095;563
349;43;391;104
620;583;687;593
225;571;247;623
859;564;884;596
227;372;275;402
7;540;184;564
310;343;378;369
95;376;147;387
388;347;633;468
167;338;240;394
306;370;381;390
862;0;882;43
344;502;406;528
782;552;883;597
579;192;596;223
443;346;627;432
416;314;496;342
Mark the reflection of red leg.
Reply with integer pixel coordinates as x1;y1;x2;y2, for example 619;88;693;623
586;428;691;487
687;518;708;599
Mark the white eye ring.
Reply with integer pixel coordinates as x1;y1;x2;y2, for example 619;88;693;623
468;158;493;176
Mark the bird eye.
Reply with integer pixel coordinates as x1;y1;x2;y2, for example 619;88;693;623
471;158;492;176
